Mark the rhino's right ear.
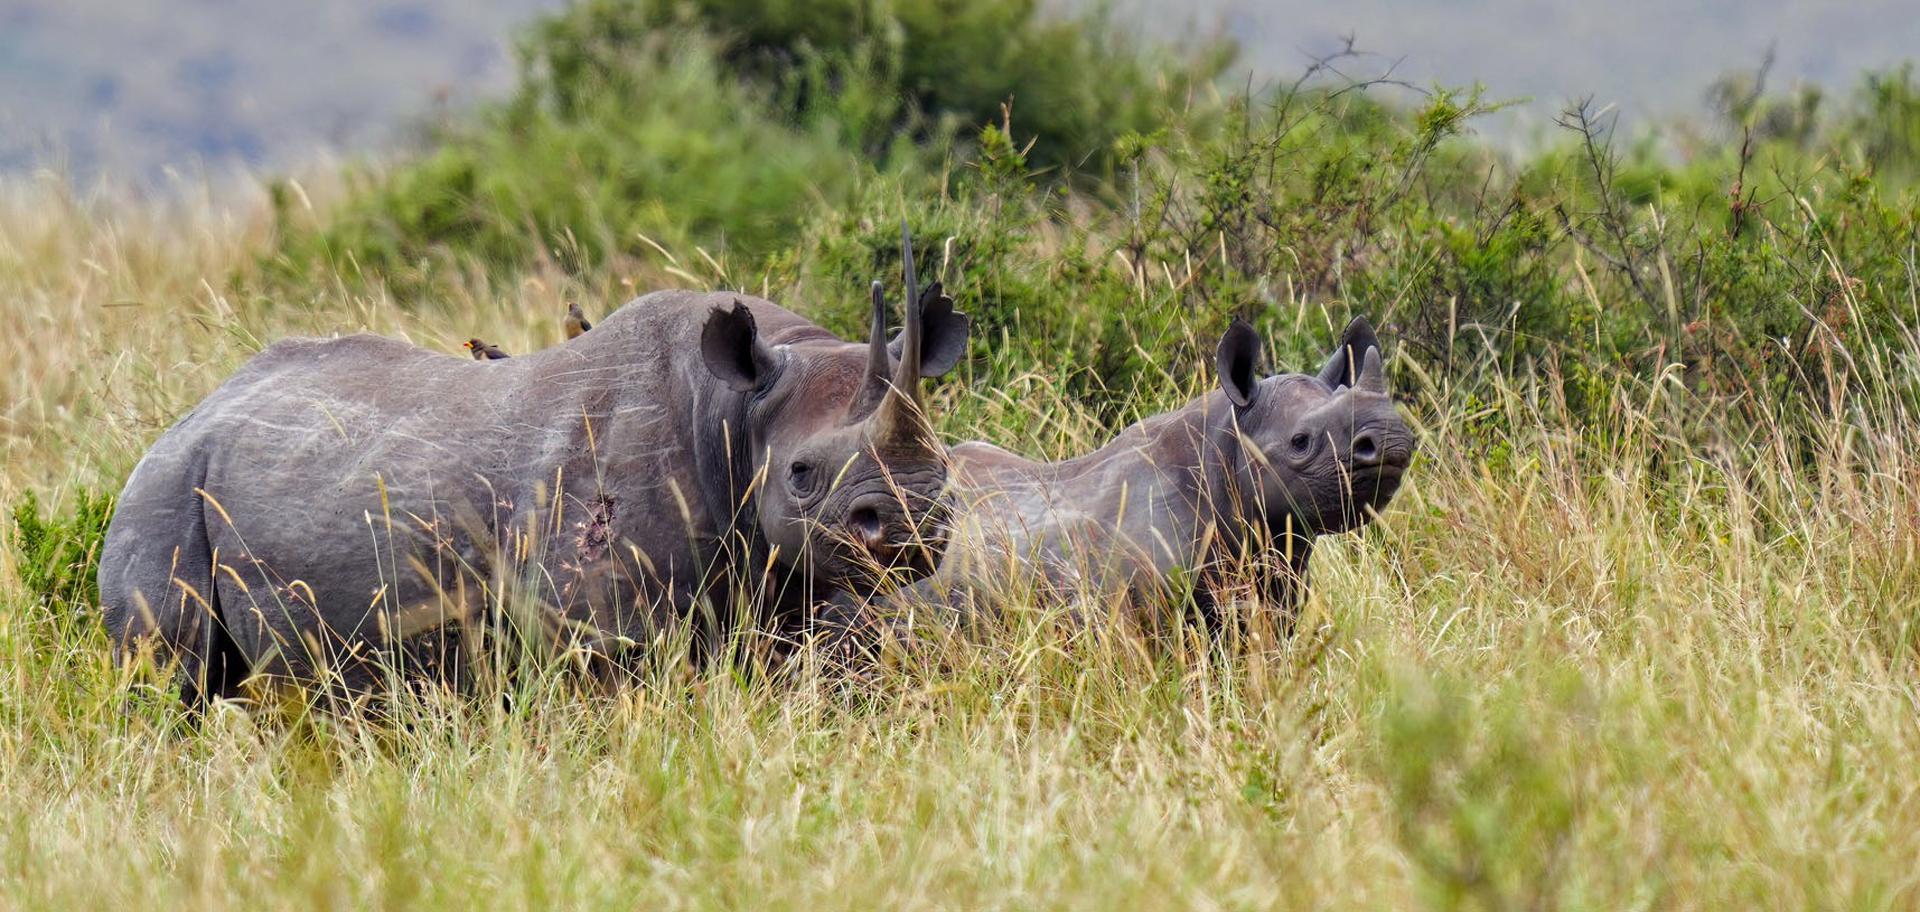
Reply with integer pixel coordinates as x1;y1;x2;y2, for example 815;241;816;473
701;299;779;392
1216;318;1262;408
1318;315;1381;389
888;282;972;378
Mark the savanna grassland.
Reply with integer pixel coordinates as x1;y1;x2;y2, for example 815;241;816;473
7;1;1920;908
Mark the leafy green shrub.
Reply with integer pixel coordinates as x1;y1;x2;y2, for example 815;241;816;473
529;0;1231;176
772;117;1241;426
9;489;115;614
272;0;1230;295
272;26;895;293
1842;64;1920;182
270;0;1920;457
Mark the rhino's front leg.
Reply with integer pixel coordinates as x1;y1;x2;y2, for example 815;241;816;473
801;587;928;672
1263;534;1316;638
1190;533;1315;641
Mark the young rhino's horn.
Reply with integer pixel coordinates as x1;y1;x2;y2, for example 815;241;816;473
1357;346;1386;393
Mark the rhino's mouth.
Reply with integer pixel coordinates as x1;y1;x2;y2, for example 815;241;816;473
1361;470;1404;507
813;536;946;588
1270;463;1406;535
807;493;950;585
1348;462;1405;502
861;514;951;580
1349;462;1402;484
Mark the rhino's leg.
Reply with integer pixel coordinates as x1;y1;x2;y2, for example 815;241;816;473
206;503;480;706
99;451;251;709
1190;534;1314;642
1269;535;1315;637
803;588;885;660
187;591;251;708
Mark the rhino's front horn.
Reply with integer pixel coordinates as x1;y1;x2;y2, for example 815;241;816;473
854;279;892;413
872;222;931;448
1357;346;1386;393
893;221;924;400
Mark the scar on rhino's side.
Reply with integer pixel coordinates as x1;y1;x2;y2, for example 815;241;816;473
575;492;617;563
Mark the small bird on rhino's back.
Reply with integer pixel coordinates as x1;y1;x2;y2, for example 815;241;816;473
465;338;510;360
565;302;594;339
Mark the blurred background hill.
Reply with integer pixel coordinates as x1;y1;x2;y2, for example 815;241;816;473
5;0;1920;180
0;0;556;177
1121;0;1920;140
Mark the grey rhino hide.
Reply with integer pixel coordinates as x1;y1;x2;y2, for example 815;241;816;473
897;317;1414;635
98;290;962;705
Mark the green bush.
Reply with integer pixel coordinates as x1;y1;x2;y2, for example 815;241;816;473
771;118;1242;425
525;0;1231;176
272;0;1230;295
269;0;1920;452
9;489;115;614
761;60;1920;444
272;26;899;293
1842;64;1920;181
1374;667;1595;909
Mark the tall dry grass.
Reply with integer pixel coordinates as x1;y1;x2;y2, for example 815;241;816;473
3;174;1920;910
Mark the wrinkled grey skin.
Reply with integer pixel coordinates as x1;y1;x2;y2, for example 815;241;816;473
99;283;968;706
901;317;1412;633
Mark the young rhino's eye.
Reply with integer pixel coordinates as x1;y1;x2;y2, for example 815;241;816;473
1289;433;1311;453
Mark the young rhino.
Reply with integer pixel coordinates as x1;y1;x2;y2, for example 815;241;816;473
903;317;1412;633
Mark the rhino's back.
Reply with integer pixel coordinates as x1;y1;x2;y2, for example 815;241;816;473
189;289;740;487
135;290;748;576
933;428;1208;601
97;332;523;667
933;441;1083;594
188;333;523;502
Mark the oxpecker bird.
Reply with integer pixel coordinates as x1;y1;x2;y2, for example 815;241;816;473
565;302;594;339
465;338;510;360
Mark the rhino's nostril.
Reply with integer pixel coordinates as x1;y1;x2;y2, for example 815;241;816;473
848;506;886;549
1351;432;1380;466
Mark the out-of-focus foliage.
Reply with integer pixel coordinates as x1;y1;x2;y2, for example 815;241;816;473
269;0;1230;294
271;0;1920;447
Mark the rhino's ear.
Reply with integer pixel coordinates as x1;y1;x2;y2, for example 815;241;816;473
1216;318;1262;408
888;282;972;378
701;299;779;392
1318;315;1381;388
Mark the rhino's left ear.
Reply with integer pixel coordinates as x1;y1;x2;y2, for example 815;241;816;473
701;299;779;392
1318;315;1381;389
888;282;972;378
1216;318;1262;408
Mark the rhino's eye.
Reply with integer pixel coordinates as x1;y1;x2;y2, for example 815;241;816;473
1289;433;1311;453
788;460;818;494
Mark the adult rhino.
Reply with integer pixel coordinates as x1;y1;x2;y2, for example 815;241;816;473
99;255;969;707
877;317;1411;637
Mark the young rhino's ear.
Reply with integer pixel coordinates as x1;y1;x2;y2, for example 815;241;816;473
1216;317;1262;408
701;299;779;392
887;282;972;378
1318;315;1381;388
